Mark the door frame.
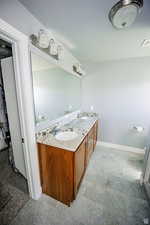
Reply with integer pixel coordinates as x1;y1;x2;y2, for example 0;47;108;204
0;18;42;199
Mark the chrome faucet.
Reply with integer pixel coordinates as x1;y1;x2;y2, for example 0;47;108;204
50;125;60;136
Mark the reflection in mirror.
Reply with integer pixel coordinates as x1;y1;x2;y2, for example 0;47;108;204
31;53;81;125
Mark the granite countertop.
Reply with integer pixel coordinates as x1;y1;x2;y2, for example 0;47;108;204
36;116;98;152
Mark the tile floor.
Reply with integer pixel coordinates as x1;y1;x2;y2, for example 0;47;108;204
10;146;150;225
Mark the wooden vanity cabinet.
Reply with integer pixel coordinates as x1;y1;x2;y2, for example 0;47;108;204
38;120;98;206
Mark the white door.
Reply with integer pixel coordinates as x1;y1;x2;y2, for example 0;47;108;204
1;57;26;177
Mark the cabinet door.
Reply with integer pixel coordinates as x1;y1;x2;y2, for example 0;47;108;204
86;127;94;166
74;139;86;196
38;143;74;206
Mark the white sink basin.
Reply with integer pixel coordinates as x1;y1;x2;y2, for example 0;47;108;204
81;116;89;120
55;131;78;141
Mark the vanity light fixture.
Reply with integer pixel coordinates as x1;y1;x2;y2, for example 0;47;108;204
30;30;63;61
30;29;85;75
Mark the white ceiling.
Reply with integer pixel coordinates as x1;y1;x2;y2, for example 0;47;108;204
19;0;150;63
31;53;55;72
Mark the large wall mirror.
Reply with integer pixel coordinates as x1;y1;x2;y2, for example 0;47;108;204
31;52;81;127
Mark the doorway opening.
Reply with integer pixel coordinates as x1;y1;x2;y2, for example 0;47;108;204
0;38;29;224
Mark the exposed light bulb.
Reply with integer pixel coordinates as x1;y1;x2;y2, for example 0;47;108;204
57;45;63;60
38;29;49;48
49;38;58;55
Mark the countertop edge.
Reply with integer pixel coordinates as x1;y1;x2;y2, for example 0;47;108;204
37;118;98;152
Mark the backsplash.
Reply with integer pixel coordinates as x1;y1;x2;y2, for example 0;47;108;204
77;112;98;118
36;111;99;133
36;110;80;132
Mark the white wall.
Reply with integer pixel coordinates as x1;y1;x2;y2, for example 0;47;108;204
82;57;150;149
0;0;46;36
0;0;80;75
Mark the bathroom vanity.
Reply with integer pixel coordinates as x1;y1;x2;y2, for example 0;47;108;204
30;46;98;206
37;117;98;206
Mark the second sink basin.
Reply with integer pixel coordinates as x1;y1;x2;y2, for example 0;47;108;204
55;131;78;141
80;116;89;120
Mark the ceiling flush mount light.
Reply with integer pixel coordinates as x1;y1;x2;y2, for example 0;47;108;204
109;0;143;29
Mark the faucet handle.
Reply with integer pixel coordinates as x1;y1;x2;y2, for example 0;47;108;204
68;127;73;132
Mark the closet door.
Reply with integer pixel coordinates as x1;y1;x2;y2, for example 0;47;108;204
1;57;26;177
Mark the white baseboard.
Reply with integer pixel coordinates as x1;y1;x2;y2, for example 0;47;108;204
97;141;145;154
